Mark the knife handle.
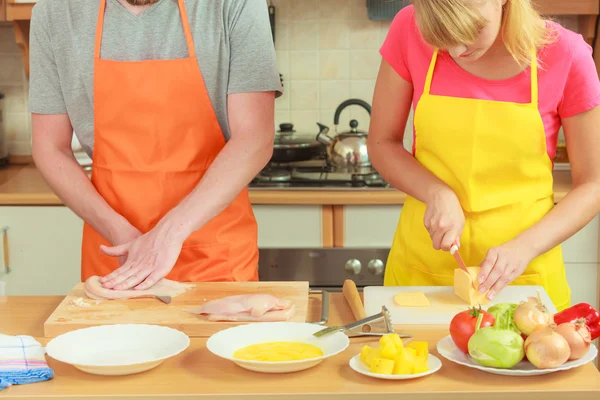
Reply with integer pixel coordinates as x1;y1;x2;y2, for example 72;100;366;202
343;279;367;321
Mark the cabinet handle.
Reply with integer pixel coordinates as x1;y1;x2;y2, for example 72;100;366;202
2;226;9;274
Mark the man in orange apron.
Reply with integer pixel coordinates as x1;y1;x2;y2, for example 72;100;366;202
29;0;279;291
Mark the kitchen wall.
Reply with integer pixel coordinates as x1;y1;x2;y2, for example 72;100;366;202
0;5;580;157
271;0;399;142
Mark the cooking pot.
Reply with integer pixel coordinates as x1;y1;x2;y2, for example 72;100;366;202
316;99;371;173
271;123;326;163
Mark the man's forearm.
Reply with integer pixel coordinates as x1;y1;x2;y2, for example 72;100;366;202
159;137;272;241
34;147;132;242
514;182;600;257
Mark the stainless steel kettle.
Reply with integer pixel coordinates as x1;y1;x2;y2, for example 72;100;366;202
316;99;371;173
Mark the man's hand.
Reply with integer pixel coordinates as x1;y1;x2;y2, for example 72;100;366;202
99;221;185;291
108;224;143;266
477;240;536;300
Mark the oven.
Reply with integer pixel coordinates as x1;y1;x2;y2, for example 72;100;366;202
258;248;390;292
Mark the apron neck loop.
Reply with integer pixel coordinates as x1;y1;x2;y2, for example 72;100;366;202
93;0;196;60
530;47;539;108
423;49;439;95
94;0;107;60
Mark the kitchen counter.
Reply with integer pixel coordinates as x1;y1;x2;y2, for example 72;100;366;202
1;293;599;400
0;163;574;206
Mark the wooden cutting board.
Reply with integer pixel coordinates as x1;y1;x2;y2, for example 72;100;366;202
363;285;557;325
43;281;309;338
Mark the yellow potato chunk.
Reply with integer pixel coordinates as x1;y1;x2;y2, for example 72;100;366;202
413;357;429;374
380;342;398;359
392;348;415;375
370;357;395;374
360;345;373;366
406;341;429;361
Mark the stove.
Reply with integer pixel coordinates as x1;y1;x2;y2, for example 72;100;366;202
249;159;392;189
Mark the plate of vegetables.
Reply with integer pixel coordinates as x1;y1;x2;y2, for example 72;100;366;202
437;293;599;376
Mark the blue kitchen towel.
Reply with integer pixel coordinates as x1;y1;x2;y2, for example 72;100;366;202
0;334;54;391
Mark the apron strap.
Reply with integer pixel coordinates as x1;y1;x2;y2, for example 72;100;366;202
94;0;107;60
530;47;538;108
423;49;439;95
177;0;197;60
94;0;196;60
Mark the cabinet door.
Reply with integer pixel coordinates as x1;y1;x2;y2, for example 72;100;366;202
561;215;599;264
253;205;325;248
343;205;402;248
0;0;6;22
0;207;83;296
564;262;599;309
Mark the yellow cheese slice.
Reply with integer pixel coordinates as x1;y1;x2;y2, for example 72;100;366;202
454;267;490;306
393;291;430;307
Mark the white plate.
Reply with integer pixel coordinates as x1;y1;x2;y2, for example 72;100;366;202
436;335;598;376
348;353;442;380
45;324;190;376
206;322;349;373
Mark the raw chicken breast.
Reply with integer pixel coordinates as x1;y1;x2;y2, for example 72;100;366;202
187;294;295;321
84;275;194;300
204;305;296;322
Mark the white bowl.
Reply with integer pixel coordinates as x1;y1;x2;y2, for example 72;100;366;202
206;322;350;373
45;324;190;376
349;353;442;380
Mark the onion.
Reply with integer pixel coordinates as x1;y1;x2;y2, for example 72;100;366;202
514;292;553;336
555;321;591;360
524;325;571;369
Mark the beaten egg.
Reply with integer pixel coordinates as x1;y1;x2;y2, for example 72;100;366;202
233;342;324;362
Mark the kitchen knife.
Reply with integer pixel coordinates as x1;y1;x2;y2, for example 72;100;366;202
450;243;477;289
342;279;367;321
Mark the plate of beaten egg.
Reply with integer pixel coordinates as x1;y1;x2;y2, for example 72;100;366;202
206;322;350;373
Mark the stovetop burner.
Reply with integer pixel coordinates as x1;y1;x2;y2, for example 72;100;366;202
250;159;391;189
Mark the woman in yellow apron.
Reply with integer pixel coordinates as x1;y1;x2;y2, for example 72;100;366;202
368;0;600;311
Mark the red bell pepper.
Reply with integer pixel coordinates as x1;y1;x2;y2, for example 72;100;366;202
553;303;600;340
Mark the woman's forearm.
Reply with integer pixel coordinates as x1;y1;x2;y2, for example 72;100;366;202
369;137;454;204
514;182;600;257
34;147;132;242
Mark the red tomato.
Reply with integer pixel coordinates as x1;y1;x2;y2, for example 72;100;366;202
449;306;495;354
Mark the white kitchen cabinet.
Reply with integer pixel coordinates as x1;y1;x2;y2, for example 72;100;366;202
564;262;599;308
0;206;83;296
343;205;402;248
253;205;324;248
561;215;599;263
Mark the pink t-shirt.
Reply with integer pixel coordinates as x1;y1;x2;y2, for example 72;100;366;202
380;5;600;159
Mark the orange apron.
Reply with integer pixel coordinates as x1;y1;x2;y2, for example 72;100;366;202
384;48;571;311
81;0;259;283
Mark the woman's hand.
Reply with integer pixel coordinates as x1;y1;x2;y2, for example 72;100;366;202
424;188;465;251
477;240;537;300
99;222;186;291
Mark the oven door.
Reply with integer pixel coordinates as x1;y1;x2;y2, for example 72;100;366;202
258;248;389;292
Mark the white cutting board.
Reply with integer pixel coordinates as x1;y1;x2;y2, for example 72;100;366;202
364;286;557;325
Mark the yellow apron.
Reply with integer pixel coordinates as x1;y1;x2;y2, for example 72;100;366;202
384;48;571;311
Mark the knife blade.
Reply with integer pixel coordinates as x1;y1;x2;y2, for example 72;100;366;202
450;244;477;290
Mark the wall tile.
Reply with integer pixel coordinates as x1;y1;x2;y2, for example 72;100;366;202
290;0;318;20
350;80;376;105
319;21;350;49
0;55;25;85
350;20;383;49
290;80;320;110
290;110;320;134
290;21;319;50
319;0;351;20
0;85;27;114
350;50;381;79
289;50;320;80
0;25;19;54
320;50;350;80
320;81;351;110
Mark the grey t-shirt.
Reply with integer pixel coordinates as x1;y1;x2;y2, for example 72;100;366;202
28;0;282;158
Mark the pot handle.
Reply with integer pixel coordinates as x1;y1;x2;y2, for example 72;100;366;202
334;99;372;126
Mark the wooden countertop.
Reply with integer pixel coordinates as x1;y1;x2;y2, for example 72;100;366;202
0;164;575;206
1;293;599;400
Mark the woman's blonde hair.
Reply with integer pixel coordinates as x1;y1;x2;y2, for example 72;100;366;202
411;0;557;67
